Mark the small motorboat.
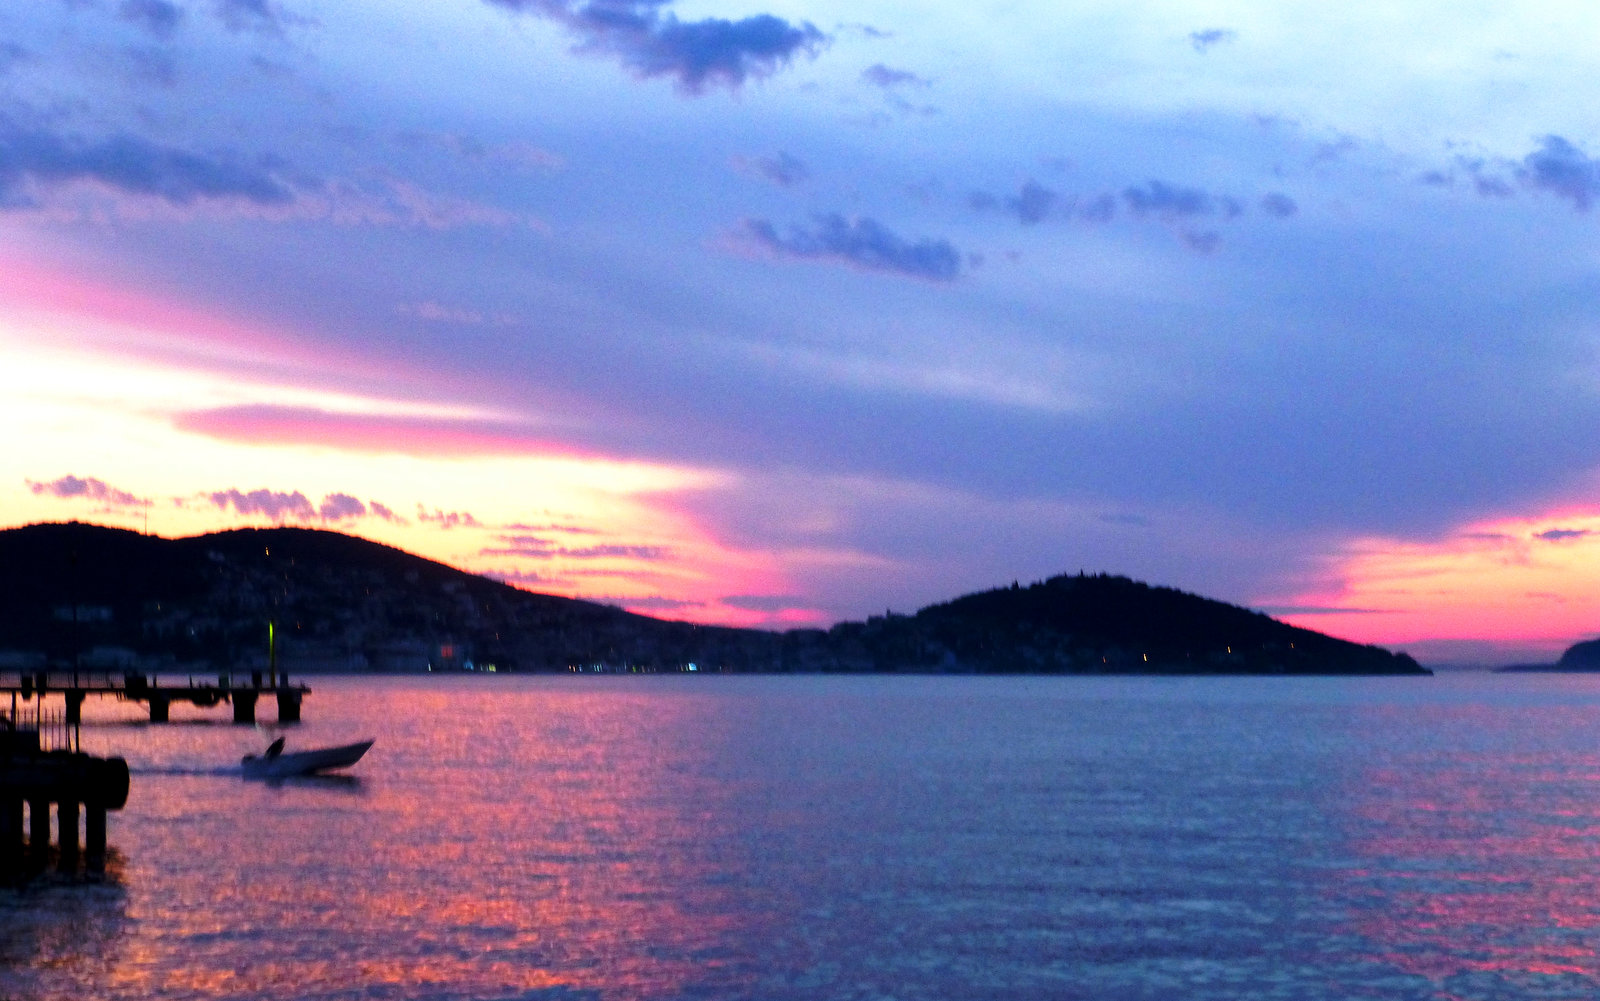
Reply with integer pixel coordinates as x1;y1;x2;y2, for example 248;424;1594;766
241;736;374;778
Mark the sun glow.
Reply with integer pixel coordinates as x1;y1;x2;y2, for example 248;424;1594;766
1276;507;1600;660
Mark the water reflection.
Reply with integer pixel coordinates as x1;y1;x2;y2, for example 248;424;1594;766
1333;703;1600;995
0;877;130;1001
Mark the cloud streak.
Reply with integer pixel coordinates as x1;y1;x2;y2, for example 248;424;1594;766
737;213;963;282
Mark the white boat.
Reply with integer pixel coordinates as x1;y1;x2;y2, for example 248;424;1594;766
241;737;374;778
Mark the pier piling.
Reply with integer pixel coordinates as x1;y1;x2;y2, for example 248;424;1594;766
57;799;79;872
29;800;49;863
85;805;106;871
65;691;84;726
148;694;169;723
232;689;258;724
276;688;301;722
1;797;20;874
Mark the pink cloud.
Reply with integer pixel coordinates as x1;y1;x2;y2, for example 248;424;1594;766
172;405;591;459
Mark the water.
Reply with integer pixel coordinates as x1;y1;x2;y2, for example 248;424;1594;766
6;673;1600;1000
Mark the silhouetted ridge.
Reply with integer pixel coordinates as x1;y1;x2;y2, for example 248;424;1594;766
0;523;1427;675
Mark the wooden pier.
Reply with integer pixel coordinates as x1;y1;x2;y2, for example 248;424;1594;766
1;671;311;725
0;716;129;882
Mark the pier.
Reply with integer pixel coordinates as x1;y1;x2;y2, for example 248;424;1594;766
1;711;129;882
1;671;312;725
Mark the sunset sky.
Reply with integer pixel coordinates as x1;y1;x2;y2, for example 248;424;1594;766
6;1;1600;664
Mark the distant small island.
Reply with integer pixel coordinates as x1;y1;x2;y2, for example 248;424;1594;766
1496;638;1600;673
0;522;1428;676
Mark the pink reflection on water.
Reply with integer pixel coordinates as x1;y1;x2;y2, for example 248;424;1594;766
1334;717;1600;988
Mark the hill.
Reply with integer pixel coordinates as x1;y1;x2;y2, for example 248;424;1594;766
0;523;1427;675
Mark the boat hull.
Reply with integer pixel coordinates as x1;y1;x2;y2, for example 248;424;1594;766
242;739;373;778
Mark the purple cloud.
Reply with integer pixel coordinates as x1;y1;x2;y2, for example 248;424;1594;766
1189;28;1237;53
1535;528;1591;542
418;506;483;529
738;213;963;282
119;0;184;37
209;488;317;522
28;474;152;509
721;594;808;612
0;115;295;209
731;151;809;187
599;595;704;611
1259;192;1298;217
485;0;826;93
1518;135;1600;211
317;492;366;521
1123;179;1217;220
861;64;928;88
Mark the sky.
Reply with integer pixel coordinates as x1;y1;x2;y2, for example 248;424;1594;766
5;1;1600;665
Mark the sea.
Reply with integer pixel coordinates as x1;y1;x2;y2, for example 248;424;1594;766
5;672;1600;1001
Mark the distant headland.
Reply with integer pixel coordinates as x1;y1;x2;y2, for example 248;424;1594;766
1495;638;1600;673
0;522;1428;676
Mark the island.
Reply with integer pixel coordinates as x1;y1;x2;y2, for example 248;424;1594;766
0;522;1428;676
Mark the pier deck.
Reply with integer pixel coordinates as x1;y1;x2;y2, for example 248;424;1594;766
0;671;311;724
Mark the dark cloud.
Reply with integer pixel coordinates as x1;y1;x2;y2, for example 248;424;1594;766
485;0;826;94
0;115;295;208
214;0;306;35
1534;528;1590;542
1076;191;1116;223
1259;191;1298;217
1518;135;1600;211
969;181;1060;224
121;46;179;87
1122;179;1216;219
1181;229;1221;254
861;63;927;88
418;506;482;529
1007;179;1057;224
28;474;152;509
731;151;808;187
738;213;963;282
1188;28;1237;53
721;594;807;612
0;44;29;75
119;0;184;37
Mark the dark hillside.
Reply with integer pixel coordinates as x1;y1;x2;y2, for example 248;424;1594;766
0;523;1426;675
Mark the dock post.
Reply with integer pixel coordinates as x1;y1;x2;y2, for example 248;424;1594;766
57;799;78;872
85;805;107;873
1;797;21;879
276;688;301;723
28;799;50;864
232;689;258;725
148;695;169;723
65;690;85;726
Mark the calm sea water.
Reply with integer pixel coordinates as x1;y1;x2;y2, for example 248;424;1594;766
6;673;1600;1000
